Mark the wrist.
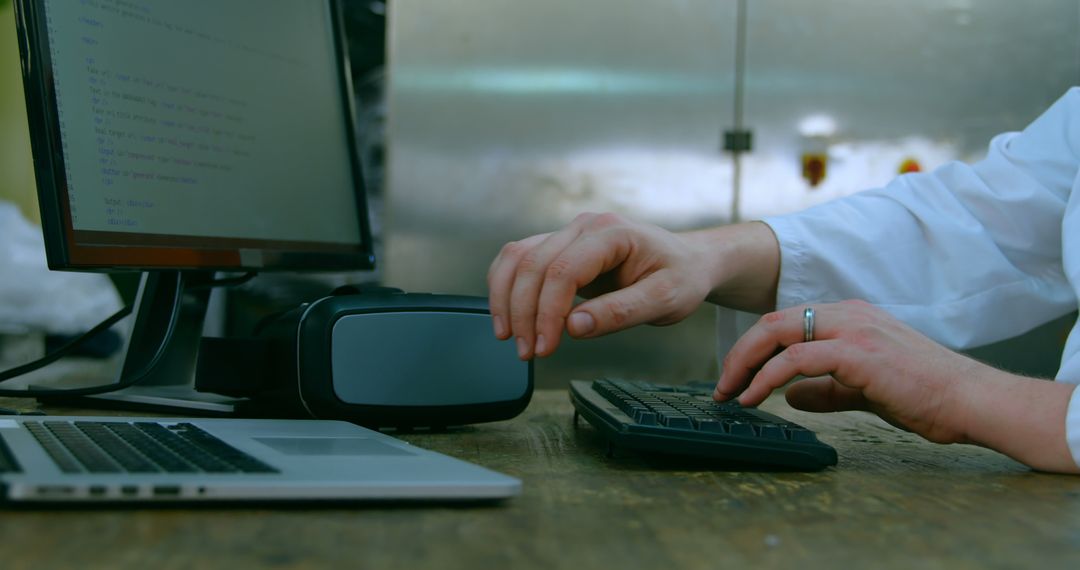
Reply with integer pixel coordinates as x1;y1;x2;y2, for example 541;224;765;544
682;221;780;313
949;366;1079;473
940;360;994;446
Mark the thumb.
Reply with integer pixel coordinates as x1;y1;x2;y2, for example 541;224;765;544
566;274;684;338
785;376;871;413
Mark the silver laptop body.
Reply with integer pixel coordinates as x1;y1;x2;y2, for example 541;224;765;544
0;416;520;503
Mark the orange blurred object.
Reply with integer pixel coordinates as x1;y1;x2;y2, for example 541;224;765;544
899;157;922;174
801;153;827;187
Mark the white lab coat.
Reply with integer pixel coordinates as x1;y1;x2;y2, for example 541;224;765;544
731;87;1080;467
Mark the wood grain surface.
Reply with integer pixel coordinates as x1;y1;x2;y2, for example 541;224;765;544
2;389;1079;570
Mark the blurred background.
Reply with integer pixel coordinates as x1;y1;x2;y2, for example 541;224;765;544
379;0;1080;386
0;0;35;225
3;0;1079;389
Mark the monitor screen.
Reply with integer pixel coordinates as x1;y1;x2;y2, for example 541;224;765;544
17;0;374;271
11;0;377;412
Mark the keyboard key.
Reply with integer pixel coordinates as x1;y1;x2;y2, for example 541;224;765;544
662;415;694;430
633;410;658;425
759;425;786;440
726;421;755;437
694;418;725;433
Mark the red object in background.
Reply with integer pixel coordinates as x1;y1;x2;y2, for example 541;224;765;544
802;153;827;187
899;157;922;174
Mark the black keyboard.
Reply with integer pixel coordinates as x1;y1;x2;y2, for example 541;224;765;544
23;420;279;474
569;379;838;470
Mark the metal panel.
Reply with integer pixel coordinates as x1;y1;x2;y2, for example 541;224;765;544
386;0;738;241
738;0;1080;219
384;0;738;385
383;0;1080;385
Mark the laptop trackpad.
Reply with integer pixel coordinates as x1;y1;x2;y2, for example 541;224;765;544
255;437;416;456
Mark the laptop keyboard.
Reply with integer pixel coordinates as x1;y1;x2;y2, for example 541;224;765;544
23;421;279;474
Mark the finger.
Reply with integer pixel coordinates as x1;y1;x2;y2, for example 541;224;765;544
736;339;845;406
784;376;871;413
715;303;849;400
487;233;549;341
568;271;680;339
715;307;809;400
508;214;601;358
532;233;630;356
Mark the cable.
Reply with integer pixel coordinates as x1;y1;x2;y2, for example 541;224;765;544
0;305;132;383
0;273;184;398
0;270;264;399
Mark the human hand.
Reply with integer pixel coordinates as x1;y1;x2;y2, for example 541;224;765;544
487;213;715;360
714;299;991;444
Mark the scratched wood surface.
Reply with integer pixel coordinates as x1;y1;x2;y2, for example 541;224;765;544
2;389;1079;570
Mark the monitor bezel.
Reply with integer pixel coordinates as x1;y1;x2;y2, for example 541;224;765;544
14;0;376;272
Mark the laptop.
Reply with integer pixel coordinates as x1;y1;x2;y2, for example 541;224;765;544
0;415;520;503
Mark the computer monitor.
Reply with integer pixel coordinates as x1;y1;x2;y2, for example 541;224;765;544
13;0;375;411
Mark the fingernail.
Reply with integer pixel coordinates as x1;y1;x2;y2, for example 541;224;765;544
713;388;722;400
492;315;506;338
535;334;547;355
516;337;530;359
568;312;595;336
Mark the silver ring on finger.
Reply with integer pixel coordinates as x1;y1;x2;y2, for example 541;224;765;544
803;306;815;342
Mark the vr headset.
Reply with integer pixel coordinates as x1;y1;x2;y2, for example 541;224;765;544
196;291;533;428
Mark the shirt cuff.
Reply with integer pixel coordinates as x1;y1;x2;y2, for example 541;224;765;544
760;215;812;310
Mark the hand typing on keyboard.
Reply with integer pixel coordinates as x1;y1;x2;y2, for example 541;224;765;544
714;300;998;444
488;213;1080;474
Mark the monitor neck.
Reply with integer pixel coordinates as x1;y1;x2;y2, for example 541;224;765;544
116;271;215;389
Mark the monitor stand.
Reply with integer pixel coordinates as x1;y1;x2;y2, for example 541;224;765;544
38;271;242;415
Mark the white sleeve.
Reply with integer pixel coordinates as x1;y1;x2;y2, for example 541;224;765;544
762;88;1080;350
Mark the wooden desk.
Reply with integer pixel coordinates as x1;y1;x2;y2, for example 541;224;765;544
2;389;1079;569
